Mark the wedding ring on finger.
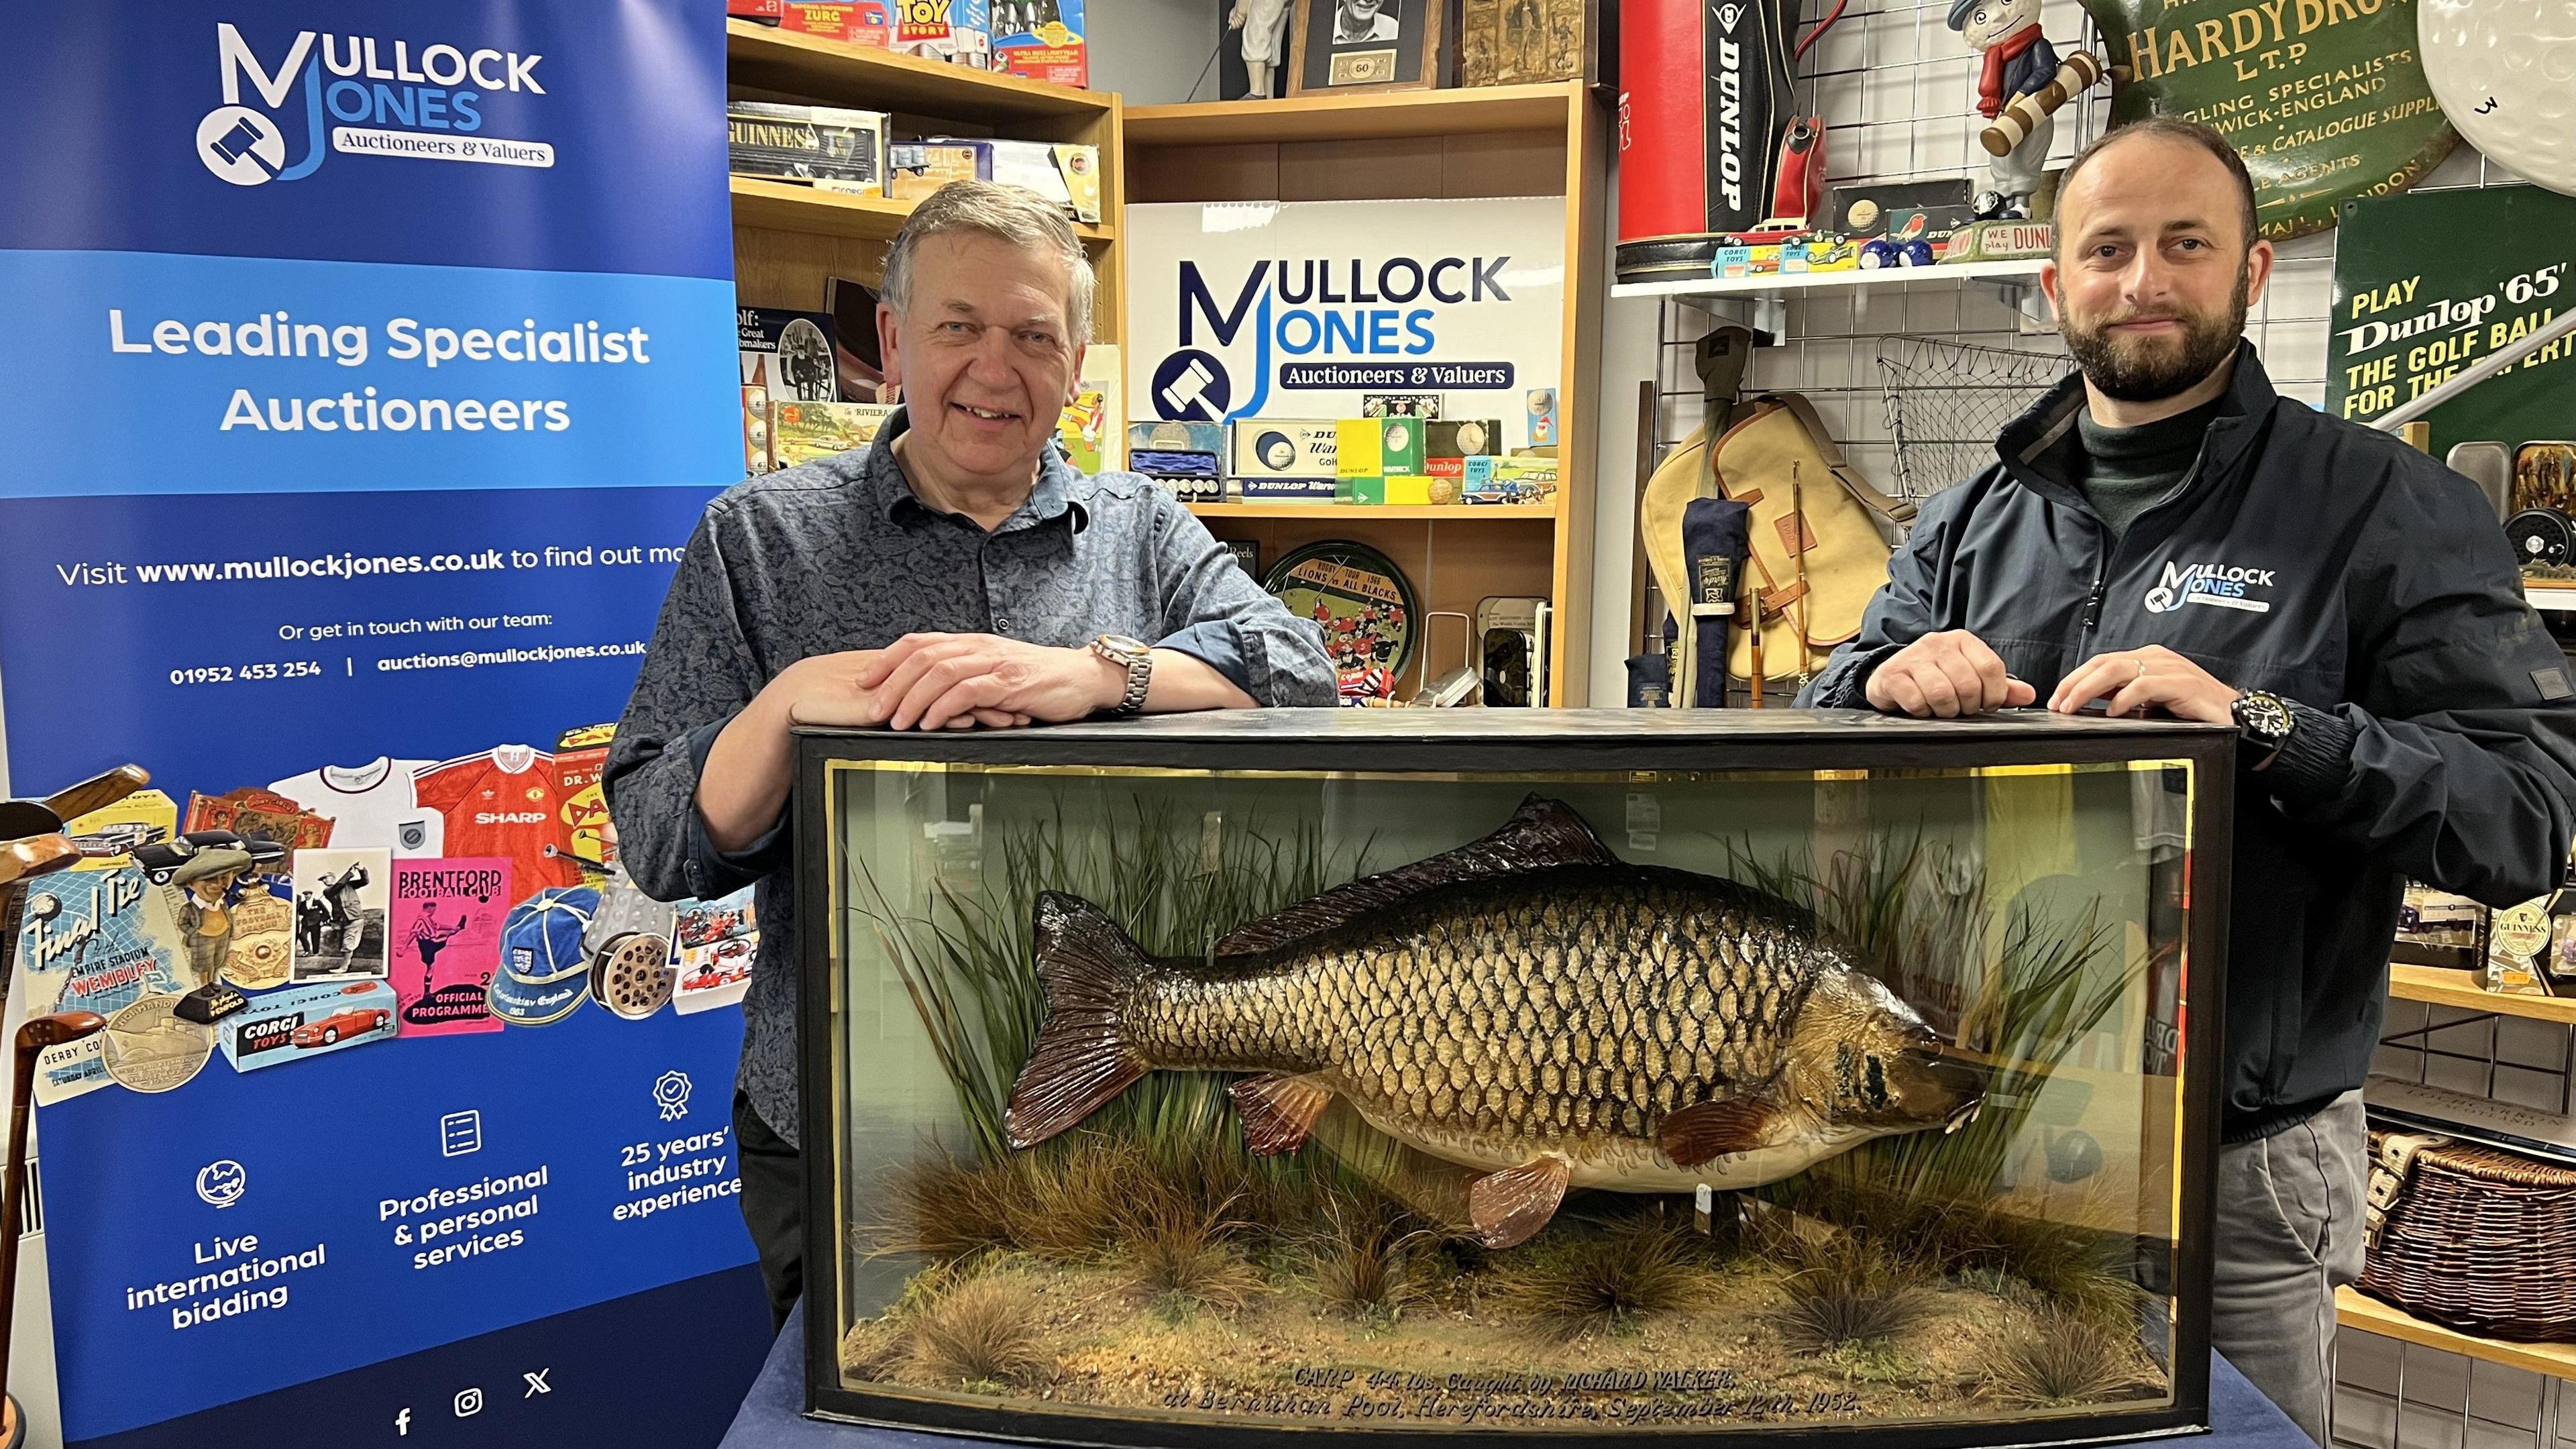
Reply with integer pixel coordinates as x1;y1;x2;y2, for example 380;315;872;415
2132;655;2148;684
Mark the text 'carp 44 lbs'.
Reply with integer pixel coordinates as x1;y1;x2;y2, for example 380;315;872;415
1005;798;1988;1248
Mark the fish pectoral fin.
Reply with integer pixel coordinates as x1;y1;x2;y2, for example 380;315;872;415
1657;1099;1780;1168
1228;1072;1335;1155
1468;1155;1572;1250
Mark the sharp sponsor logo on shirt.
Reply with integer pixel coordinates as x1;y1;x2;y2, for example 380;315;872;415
2143;561;2277;615
473;812;549;826
196;21;553;188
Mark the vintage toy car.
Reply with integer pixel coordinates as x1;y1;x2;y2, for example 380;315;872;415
290;1006;392;1049
133;830;288;884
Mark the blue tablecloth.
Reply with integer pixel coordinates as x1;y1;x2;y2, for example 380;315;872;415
720;1301;2309;1448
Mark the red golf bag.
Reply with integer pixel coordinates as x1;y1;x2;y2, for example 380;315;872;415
1617;0;1803;284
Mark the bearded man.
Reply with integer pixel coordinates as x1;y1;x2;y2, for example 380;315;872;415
1802;117;2576;1443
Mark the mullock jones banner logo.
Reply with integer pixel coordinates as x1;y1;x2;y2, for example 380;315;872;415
1150;255;1518;423
198;22;553;186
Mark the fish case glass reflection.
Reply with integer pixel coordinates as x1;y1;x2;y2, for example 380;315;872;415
794;710;2231;1448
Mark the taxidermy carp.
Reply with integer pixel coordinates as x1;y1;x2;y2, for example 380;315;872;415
1004;798;1985;1249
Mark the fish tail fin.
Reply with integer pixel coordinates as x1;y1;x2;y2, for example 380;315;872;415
1004;892;1153;1150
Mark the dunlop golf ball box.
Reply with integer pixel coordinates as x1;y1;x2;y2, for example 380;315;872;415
1230;419;1338;498
790;711;2234;1449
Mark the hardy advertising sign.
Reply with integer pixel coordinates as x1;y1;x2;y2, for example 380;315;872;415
1126;197;1566;453
2080;0;2453;239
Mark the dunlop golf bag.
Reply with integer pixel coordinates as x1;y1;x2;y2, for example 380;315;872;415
1615;0;1800;283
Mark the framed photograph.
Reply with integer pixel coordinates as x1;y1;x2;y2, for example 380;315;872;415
1288;0;1441;95
1454;0;1608;88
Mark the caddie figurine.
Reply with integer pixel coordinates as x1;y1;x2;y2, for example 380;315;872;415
1949;0;2057;216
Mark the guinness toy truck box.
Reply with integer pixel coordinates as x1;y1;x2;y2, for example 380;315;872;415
727;101;890;192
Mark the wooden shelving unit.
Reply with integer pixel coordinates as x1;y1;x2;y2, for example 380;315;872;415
2389;962;2576;1024
1609;258;2047;303
726;19;1123;350
2338;1287;2576;1379
1188;502;1557;522
1124;81;1609;704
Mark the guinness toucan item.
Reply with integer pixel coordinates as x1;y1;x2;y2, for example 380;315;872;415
2506;508;2574;570
1680;498;1753;708
1615;0;1799;282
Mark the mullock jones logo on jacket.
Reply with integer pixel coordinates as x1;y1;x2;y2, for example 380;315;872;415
2143;559;2278;614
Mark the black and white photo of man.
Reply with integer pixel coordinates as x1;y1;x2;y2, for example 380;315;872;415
1332;0;1400;44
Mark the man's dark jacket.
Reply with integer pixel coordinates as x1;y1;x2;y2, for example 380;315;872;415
1803;345;2576;1141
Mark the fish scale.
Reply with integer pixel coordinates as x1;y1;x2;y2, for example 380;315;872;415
1128;865;1829;1154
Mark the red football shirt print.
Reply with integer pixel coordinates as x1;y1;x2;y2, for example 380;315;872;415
411;746;582;896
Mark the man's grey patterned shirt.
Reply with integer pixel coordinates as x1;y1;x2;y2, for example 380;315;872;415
604;409;1336;1146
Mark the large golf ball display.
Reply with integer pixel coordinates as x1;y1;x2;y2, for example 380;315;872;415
2420;0;2576;195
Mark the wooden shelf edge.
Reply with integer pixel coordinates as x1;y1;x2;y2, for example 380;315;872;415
1187;502;1559;521
2387;962;2576;1024
1125;82;1579;147
2527;582;2576;612
729;176;1112;244
2337;1287;2576;1378
727;19;1111;119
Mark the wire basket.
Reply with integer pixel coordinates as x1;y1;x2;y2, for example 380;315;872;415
1877;336;2071;500
2360;1130;2576;1341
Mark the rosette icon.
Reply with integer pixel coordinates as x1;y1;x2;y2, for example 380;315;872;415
653;1069;693;1122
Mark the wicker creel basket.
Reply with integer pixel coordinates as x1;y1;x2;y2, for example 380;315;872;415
2361;1128;2576;1341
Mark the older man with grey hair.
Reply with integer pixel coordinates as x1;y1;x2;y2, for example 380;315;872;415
606;179;1336;1328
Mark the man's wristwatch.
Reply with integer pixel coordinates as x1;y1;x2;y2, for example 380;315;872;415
1091;633;1153;717
2231;690;2296;770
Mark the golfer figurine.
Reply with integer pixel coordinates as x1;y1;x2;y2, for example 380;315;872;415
1229;0;1291;97
1949;0;2057;216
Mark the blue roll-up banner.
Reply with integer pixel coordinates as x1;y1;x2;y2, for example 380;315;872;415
0;5;767;1446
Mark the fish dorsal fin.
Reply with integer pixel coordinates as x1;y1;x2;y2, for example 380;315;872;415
1213;796;1618;957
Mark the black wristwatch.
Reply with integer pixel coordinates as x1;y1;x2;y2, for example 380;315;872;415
2231;690;2295;770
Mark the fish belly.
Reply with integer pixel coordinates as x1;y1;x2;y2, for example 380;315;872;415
1345;1097;1882;1193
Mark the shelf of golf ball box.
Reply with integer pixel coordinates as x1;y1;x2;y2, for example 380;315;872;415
1126;80;1609;703
725;17;1126;353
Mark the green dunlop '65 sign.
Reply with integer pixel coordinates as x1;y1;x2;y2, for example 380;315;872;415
2078;0;2455;239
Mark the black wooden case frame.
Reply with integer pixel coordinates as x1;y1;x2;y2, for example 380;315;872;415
794;708;2234;1449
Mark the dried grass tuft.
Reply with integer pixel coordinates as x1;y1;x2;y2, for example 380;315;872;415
1762;1230;1933;1353
1485;1221;1719;1340
1986;1306;2156;1407
1308;1193;1435;1318
905;1274;1053;1389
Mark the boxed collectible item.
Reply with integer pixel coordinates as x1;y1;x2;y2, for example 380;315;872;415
991;0;1086;85
773;400;896;468
792;710;2233;1446
221;979;400;1072
729;0;784;18
884;142;985;202
1426;418;1501;458
1230;418;1337;496
742;386;773;476
740;307;840;405
890;139;1100;222
1463;453;1560;503
1129;421;1223;501
1944;220;2054;263
777;0;894;44
1346;417;1426;476
727;102;890;192
891;0;991;66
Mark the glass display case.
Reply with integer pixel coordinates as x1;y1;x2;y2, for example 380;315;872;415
794;709;2232;1448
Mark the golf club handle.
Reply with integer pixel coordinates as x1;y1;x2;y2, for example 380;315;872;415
0;1012;106;1397
40;765;150;826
